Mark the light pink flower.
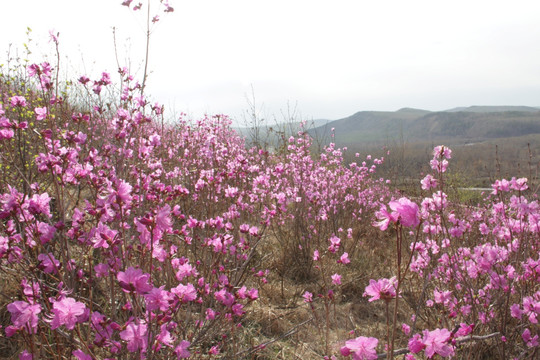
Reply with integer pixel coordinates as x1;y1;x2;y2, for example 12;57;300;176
389;197;420;228
34;107;47;121
120;321;148;352
340;336;378;360
331;273;342;285
422;328;454;358
433;145;452;159
10;96;27;107
175;340;191;359
364;277;397;302
303;291;313;303
7;301;41;334
50;297;87;330
172;283;197;303
522;328;539;348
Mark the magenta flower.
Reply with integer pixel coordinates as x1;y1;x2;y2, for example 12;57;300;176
19;350;33;360
522;328;539;348
117;267;153;294
7;301;41;334
422;328;454;358
340;336;378;360
72;350;92;360
421;174;437;190
27;192;52;217
408;333;425;354
331;273;342;285
303;291;313;303
174;340;191;359
433;145;452;159
50;297;87;330
171;283;197;303
363;277;397;302
145;286;172;311
10;96;27;107
374;205;398;231
389;197;420;228
339;252;351;264
37;252;60;274
120;321;148;352
155;204;173;232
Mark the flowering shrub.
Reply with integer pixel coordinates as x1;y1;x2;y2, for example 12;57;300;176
1;2;539;359
340;145;540;359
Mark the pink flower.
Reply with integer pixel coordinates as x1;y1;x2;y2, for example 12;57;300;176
389;197;420;228
331;273;342;285
50;297;87;330
34;107;47;121
303;291;313;303
522;328;539;348
27;63;40;77
37;253;60;274
174;340;191;359
10;96;27;107
37;222;56;244
27;193;52;217
364;277;397;302
408;333;425;354
421;174;437;190
145;286;172;312
455;323;474;337
49;29;59;44
72;350;92;360
94;263;110;277
340;336;378;360
430;159;449;173
172;283;197;302
120;321;148;352
402;323;411;335
117;267;153;294
374;205;397;231
7;301;41;334
422;328;454;358
328;235;341;253
433;145;452;159
214;289;235;306
19;350;33;360
339;252;351;264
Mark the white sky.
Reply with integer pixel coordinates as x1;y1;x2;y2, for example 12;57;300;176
2;0;540;124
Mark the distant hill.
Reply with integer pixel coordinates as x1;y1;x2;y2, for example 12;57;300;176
308;106;540;146
444;105;540;113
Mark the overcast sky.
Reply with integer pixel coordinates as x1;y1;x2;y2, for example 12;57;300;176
2;0;540;124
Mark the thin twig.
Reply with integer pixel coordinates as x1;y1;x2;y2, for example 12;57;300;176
376;332;501;359
233;317;314;359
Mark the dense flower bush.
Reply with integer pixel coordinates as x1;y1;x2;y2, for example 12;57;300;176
1;2;539;359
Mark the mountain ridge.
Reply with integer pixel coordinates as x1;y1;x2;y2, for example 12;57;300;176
308;105;540;145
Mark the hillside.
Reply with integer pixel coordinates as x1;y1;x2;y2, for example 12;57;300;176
309;107;540;146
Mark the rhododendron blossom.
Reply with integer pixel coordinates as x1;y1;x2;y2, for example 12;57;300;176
340;336;378;360
50;297;87;330
364;277;397;302
7;301;41;335
117;267;153;294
